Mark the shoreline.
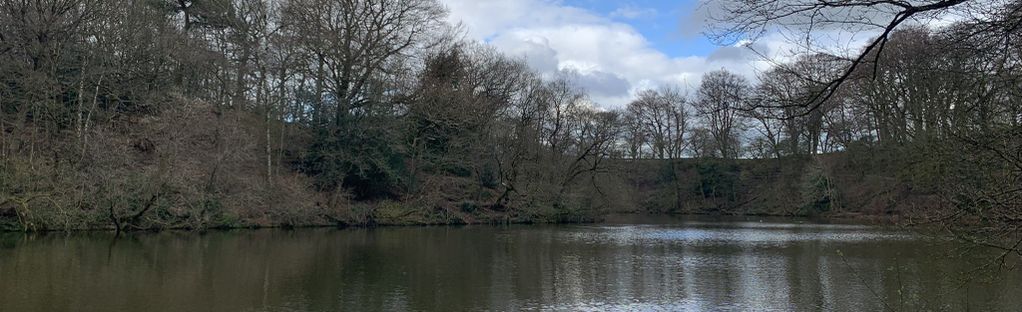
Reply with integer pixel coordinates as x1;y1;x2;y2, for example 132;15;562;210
0;210;909;234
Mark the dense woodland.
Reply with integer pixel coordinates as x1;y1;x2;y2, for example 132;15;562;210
0;0;1019;255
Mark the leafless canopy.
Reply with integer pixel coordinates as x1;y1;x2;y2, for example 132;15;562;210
708;0;998;114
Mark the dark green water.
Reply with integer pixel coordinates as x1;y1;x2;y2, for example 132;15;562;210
1;216;1020;311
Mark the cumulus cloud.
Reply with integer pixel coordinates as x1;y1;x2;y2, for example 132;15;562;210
686;0;964;58
707;46;752;62
442;0;771;108
494;36;560;72
610;5;657;20
443;0;969;109
559;68;632;98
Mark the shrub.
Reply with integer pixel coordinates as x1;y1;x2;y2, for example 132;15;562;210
799;162;835;215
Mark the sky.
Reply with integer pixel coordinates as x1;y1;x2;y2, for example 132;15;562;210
440;0;796;108
438;0;974;109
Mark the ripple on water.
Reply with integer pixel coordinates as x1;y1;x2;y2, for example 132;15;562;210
563;223;920;248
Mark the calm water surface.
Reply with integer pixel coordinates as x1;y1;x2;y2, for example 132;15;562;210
1;215;1020;311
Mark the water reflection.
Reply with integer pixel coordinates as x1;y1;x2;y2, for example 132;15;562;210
0;217;1019;311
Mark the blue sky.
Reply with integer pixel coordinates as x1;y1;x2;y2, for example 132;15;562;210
440;0;955;108
562;0;718;57
439;0;781;108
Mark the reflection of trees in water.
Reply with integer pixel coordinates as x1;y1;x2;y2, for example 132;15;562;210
0;226;1020;311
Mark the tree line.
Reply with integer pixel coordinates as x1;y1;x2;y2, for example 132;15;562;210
0;0;1019;256
709;0;1022;258
0;0;634;230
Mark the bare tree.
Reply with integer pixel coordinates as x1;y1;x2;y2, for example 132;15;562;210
708;0;996;113
626;87;688;159
620;112;647;159
695;70;750;159
284;0;446;125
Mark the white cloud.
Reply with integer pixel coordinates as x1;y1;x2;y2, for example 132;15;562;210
441;0;776;108
609;5;657;20
441;0;972;109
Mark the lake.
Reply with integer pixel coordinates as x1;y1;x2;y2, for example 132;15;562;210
1;215;1019;311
